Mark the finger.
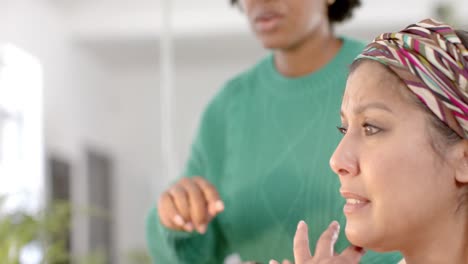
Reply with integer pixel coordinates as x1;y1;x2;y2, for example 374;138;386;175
293;221;312;264
157;192;182;231
192;176;224;216
282;260;293;264
339;246;365;264
182;222;194;232
169;183;194;232
179;178;209;233
314;221;340;258
168;185;191;223
269;260;280;264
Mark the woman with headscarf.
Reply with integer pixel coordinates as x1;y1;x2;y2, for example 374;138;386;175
272;18;468;264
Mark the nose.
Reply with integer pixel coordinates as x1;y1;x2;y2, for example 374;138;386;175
329;137;359;178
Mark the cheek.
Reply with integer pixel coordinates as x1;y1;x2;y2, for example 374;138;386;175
363;140;420;193
364;141;450;217
304;1;326;27
288;2;325;34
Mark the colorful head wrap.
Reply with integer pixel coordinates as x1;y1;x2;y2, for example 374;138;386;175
357;18;468;138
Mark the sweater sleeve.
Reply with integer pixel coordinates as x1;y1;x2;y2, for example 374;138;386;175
145;81;236;264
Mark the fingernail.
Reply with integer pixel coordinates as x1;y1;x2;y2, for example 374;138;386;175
184;222;194;232
269;260;277;264
330;221;340;231
173;215;185;226
330;220;339;228
297;220;306;229
331;221;340;241
215;200;224;212
198;224;207;234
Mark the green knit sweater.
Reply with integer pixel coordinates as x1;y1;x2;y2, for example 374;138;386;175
146;37;401;264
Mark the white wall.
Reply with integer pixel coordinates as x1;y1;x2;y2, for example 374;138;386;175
0;0;119;260
102;64;161;257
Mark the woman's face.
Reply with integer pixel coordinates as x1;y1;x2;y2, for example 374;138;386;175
329;61;461;252
239;0;329;49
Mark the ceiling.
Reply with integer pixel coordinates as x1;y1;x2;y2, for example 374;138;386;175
47;0;468;65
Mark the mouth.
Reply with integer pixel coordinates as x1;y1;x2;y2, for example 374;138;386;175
340;190;371;215
253;11;283;33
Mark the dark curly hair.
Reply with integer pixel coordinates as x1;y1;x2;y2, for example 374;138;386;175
230;0;361;23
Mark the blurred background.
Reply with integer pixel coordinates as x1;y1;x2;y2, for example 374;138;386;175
0;0;466;263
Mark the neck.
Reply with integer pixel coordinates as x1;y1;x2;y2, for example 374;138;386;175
273;23;341;77
402;212;468;264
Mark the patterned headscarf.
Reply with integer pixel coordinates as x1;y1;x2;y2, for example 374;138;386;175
357;18;468;138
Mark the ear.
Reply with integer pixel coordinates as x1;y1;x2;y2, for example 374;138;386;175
452;140;468;184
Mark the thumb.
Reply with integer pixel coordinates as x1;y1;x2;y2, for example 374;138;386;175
314;221;340;258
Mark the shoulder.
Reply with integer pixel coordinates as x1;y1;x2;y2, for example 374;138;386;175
209;54;271;107
340;36;367;57
342;36;367;51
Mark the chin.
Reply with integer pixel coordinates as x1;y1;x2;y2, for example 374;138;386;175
345;220;375;248
345;221;394;253
345;226;365;246
257;34;291;50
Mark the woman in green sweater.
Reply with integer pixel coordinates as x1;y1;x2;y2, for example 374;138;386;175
146;0;401;263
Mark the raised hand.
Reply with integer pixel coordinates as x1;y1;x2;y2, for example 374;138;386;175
270;221;365;264
158;176;224;234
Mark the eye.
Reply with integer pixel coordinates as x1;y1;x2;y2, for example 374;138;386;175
337;126;347;135
363;123;381;136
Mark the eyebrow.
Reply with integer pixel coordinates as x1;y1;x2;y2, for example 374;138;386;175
355;102;393;115
341;102;394;117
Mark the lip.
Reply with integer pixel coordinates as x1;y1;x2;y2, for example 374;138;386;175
340;190;371;215
253;10;284;33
